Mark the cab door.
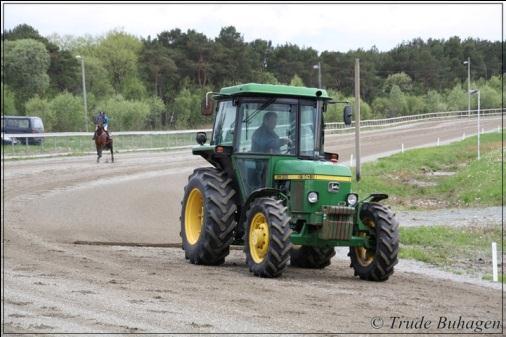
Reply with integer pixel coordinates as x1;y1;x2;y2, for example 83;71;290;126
232;98;298;203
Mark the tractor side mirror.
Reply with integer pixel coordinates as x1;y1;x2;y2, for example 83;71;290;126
201;99;214;116
343;105;353;126
196;132;207;145
201;91;215;116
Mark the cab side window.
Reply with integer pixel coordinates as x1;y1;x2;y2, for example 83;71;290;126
212;101;236;146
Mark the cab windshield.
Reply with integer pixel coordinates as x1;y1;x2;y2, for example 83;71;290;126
232;97;323;157
211;97;324;157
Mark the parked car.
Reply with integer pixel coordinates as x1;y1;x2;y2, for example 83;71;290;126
1;116;44;145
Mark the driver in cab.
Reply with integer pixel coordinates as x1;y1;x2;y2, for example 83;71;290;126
252;111;291;154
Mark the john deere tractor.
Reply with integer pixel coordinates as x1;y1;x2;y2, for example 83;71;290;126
180;83;399;280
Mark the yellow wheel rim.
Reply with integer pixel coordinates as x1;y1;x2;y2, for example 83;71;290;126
354;219;375;267
249;212;270;264
185;188;204;245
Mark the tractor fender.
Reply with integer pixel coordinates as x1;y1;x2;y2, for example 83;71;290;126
239;188;287;228
354;194;389;232
364;193;389;203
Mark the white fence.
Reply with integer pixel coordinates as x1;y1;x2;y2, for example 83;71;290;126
3;108;503;139
325;108;504;132
2;108;504;158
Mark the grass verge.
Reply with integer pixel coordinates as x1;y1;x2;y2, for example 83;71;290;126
399;225;505;283
354;131;503;209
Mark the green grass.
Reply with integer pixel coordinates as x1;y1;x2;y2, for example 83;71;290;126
354;131;504;209
482;274;506;284
399;225;504;279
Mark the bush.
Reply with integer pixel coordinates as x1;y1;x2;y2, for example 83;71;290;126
253;71;279;85
289;74;305;87
25;96;54;131
50;92;85;131
3;39;50;112
144;96;167;129
406;95;427;114
172;88;202;129
122;76;148;100
98;95;150;131
445;84;467;111
371;97;390;118
479;85;501;109
383;72;413;93
386;85;408;117
1;84;17;116
426;90;447;113
81;56;115;99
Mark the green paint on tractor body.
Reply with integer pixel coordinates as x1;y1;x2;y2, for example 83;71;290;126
192;83;371;248
219;83;332;100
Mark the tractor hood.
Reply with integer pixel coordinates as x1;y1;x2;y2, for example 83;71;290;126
273;159;352;182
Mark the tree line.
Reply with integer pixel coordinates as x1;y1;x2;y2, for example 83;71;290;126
1;24;503;131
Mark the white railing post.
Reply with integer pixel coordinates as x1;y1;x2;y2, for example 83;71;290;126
492;242;498;282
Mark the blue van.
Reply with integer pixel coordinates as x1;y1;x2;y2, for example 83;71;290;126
1;116;45;145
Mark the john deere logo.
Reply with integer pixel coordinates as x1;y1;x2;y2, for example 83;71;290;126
328;182;340;192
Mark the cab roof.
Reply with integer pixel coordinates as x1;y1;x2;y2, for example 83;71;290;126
218;83;331;100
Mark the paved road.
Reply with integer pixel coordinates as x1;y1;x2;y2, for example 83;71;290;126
2;117;503;334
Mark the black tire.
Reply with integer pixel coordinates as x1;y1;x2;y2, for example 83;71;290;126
349;202;399;281
180;168;237;265
290;245;336;269
244;197;291;278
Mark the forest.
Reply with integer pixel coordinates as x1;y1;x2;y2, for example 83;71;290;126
2;24;503;131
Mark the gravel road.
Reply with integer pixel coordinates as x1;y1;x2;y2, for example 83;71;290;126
2;117;503;334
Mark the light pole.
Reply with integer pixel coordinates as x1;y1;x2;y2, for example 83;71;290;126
463;58;470;118
76;55;89;132
470;89;480;160
313;62;322;88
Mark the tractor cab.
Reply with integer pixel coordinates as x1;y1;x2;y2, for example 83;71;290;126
183;83;399;280
196;85;347;189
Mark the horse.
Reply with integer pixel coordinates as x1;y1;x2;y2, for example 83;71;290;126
95;123;114;163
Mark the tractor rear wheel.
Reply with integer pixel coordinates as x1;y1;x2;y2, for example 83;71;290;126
290;245;336;269
180;168;237;265
244;197;291;278
349;202;399;281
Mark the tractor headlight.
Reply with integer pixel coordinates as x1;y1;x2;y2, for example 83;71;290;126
346;193;358;206
307;191;319;203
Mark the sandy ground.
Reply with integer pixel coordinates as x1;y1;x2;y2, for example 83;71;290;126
2;117;504;334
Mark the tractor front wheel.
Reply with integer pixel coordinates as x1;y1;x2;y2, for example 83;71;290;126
349;202;399;281
245;197;291;277
180;168;237;265
290;245;336;269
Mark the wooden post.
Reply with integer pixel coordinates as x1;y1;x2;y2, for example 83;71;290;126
354;58;361;181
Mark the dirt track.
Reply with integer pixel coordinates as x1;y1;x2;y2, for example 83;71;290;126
2;118;504;334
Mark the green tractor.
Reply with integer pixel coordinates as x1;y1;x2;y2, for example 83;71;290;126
180;83;399;280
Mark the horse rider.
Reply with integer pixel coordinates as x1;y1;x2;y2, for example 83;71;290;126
92;111;110;140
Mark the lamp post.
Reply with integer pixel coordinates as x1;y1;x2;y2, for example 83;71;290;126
76;55;89;132
313;62;322;88
470;89;480;160
463;58;470;118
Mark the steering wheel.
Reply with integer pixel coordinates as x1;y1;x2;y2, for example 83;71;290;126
282;139;294;154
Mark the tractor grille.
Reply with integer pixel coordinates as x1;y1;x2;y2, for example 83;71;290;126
320;205;355;240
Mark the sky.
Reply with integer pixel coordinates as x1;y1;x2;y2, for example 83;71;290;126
2;2;503;52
